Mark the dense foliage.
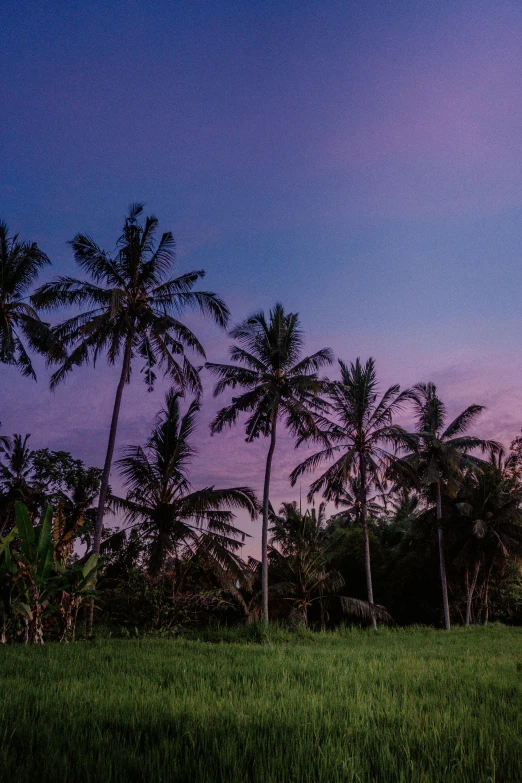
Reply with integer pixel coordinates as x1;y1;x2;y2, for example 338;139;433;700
1;208;522;641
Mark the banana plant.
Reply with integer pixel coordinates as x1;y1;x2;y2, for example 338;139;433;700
57;554;98;641
14;501;60;642
0;526;22;642
1;503;99;642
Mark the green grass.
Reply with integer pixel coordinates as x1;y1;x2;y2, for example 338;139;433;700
1;625;521;782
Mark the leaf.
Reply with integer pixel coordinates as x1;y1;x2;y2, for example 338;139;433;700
81;554;98;580
473;519;487;539
340;596;393;624
36;505;54;582
0;526;17;558
12;600;32;620
78;554;98;589
14;501;36;560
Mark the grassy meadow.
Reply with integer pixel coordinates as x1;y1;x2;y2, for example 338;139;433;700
1;625;521;783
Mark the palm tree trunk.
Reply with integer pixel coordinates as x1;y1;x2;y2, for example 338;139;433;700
0;514;7;539
319;588;326;631
261;410;278;625
482;563;493;624
437;480;451;630
465;560;480;626
87;337;132;635
360;460;377;630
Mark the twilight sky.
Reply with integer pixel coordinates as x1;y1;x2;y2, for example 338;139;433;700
2;0;522;553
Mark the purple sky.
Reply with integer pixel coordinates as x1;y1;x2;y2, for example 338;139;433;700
2;1;522;555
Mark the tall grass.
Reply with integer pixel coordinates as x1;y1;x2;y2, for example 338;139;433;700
1;625;521;782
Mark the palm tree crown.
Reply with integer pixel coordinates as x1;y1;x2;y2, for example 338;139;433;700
33;203;229;393
0;221;50;379
207;303;332;441
206;302;333;623
291;358;413;500
111;389;259;577
400;382;500;492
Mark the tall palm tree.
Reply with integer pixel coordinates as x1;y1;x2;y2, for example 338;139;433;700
110;389;258;579
290;358;413;628
0;221;50;379
395;382;500;630
33;204;229;576
206;303;333;624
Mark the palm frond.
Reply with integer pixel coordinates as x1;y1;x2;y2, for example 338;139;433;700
339;596;393;624
442;405;485;439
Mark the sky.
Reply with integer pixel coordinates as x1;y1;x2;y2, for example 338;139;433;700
2;0;522;554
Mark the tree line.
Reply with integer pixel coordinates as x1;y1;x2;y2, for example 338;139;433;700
2;206;522;641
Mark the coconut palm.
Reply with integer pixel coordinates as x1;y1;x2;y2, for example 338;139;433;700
206;303;333;623
452;452;522;625
268;502;343;627
0;433;36;536
32;204;229;578
290;357;413;628
327;477;387;527
0;426;9;451
0;221;50;379
385;487;421;526
269;502;392;628
110;389;259;580
395;382;500;630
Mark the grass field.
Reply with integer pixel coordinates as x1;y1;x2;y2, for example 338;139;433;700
1;625;521;782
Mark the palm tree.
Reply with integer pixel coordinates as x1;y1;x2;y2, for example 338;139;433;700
268;502;344;627
0;433;36;536
385;487;421;526
269;502;392;628
327;477;387;527
0;425;9;451
290;357;413;628
0;221;50;379
452;451;522;625
206;303;333;624
110;389;259;581
395;382;500;630
32;204;229;578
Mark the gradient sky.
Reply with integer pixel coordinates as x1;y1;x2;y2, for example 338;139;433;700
2;0;522;554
